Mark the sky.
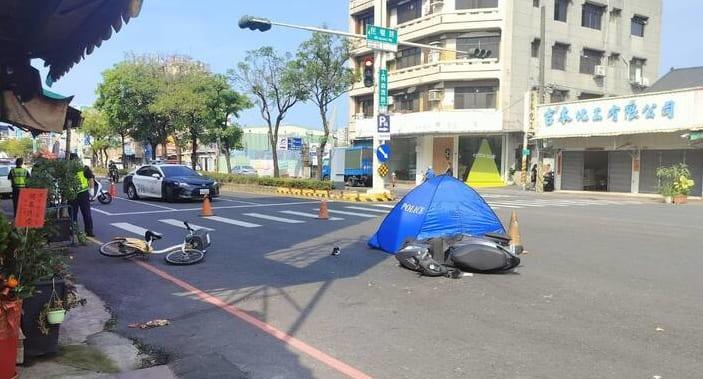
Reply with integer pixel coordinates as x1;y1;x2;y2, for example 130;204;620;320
36;0;703;131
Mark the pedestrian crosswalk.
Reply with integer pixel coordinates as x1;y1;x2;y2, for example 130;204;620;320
106;198;647;238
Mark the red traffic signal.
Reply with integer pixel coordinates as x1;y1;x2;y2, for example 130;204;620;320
363;57;374;88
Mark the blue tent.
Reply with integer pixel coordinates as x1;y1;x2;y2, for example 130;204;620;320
368;175;505;254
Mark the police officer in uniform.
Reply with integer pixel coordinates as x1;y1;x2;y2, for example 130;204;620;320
69;153;95;237
7;157;30;216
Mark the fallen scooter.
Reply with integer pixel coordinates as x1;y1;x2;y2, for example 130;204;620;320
90;180;113;205
397;233;521;277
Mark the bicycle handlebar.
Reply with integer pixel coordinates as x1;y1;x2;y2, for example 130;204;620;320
183;221;193;232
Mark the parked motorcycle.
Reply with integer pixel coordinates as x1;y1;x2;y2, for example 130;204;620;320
543;171;555;192
109;168;119;183
90;180;113;204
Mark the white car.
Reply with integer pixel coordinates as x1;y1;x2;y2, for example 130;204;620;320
231;165;258;176
0;165;12;198
123;164;220;202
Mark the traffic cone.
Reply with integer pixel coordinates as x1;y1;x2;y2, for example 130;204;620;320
201;195;214;217
507;211;523;255
318;200;329;220
109;182;118;197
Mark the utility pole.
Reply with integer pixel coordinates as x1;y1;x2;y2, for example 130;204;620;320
523;3;547;190
371;0;386;194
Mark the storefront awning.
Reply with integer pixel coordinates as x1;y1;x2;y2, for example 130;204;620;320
0;88;81;134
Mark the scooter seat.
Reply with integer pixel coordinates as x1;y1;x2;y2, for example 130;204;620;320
145;230;163;242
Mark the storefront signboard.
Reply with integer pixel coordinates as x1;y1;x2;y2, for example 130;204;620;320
535;88;703;138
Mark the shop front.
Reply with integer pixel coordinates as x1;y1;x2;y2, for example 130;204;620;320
535;87;703;196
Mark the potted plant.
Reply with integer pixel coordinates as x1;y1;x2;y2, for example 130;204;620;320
0;275;23;379
0;213;85;358
657;163;695;205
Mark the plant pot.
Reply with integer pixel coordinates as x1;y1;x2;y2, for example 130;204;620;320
0;299;22;379
673;194;688;204
21;279;65;357
46;309;66;325
663;196;673;204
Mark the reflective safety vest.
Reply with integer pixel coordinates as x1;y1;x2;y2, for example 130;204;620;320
76;169;89;193
10;167;28;188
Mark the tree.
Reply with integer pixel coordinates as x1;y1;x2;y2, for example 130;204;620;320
231;47;306;177
96;55;171;162
0;138;33;160
202;74;251;173
80;107;118;167
294;32;356;179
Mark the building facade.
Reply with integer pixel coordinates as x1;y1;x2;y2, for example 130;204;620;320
347;0;661;184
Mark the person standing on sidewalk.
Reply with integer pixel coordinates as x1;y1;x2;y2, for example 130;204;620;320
69;153;95;237
7;157;30;216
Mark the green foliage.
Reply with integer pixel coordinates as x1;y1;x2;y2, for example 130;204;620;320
27;157;83;204
0;138;34;159
203;171;332;190
80;107;119;167
657;163;695;196
230;47;306;177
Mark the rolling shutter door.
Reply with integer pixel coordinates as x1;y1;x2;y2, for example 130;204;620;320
608;151;632;192
638;150;659;193
685;150;703;196
561;151;584;190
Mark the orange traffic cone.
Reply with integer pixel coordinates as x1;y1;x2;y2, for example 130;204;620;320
318;200;329;220
507;211;523;255
109;182;118;197
201;195;214;217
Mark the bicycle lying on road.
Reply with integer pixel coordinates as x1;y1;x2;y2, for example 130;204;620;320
99;221;211;265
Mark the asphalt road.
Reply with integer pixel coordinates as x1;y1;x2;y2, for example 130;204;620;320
9;188;702;378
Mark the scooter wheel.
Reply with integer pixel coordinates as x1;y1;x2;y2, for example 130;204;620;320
98;192;113;204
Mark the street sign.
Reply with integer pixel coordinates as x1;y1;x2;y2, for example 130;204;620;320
366;25;398;52
378;163;389;177
377;114;391;141
379;69;388;108
376;143;391;163
277;137;288;150
289;137;302;150
522;148;530;157
15;188;48;228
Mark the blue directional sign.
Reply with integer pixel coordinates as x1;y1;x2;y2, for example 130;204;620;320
376;143;391;163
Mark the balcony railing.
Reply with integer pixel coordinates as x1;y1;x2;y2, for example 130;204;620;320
394;9;502;38
352;109;503;137
349;0;373;14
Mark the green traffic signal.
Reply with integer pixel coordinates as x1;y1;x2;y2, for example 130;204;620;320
238;15;272;32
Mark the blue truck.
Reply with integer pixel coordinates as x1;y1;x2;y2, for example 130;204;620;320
322;146;373;187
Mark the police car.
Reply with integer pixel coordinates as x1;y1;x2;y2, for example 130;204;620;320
123;164;219;202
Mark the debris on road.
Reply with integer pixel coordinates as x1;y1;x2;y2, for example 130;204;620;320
655;327;665;332
128;319;170;329
331;246;340;256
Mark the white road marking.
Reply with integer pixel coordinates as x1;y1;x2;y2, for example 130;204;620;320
487;201;543;207
345;206;389;213
113;196;176;210
159;219;214;231
486;202;522;209
318;209;378;218
110;222;154;236
370;204;396;209
91;207;112;215
279;210;343;221
99;201;322;216
243;213;305;224
204;216;261;228
216;197;261;205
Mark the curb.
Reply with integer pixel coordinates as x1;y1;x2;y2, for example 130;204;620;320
218;183;396;203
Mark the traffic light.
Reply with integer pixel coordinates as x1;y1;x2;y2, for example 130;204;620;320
363;57;374;88
238;15;272;32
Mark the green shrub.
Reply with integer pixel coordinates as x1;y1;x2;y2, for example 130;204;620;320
198;171;331;190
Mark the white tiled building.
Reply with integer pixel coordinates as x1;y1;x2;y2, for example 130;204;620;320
347;0;661;184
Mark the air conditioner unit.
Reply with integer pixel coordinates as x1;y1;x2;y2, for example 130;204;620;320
387;96;394;105
385;52;396;61
428;90;443;102
594;65;607;77
429;0;444;13
641;77;650;87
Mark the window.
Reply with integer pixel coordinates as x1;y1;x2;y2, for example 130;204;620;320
630;58;646;83
533;0;540;7
355;12;374;35
578;92;603;100
161;165;198;177
136;166;157;177
631;15;647;37
456;0;498;9
456;33;501;60
396;47;421;69
396;0;421;24
394;92;420;112
357;97;373;118
531;38;541;58
582;3;605;30
554;0;568;22
580;48;603;74
608;53;620;67
551;43;569;71
454;86;497;109
550;89;569;103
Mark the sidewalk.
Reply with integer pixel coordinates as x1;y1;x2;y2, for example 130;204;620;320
17;285;176;379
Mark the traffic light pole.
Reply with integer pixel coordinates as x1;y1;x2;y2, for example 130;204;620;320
370;0;387;194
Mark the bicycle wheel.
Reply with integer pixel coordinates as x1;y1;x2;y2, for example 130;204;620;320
165;248;205;265
99;239;140;258
98;192;112;204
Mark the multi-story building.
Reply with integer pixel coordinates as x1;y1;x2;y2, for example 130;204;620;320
347;0;661;185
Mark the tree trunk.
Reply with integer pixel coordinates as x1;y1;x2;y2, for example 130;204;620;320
150;142;157;161
120;133;126;165
191;128;198;171
224;143;232;174
269;122;280;178
318;106;329;180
